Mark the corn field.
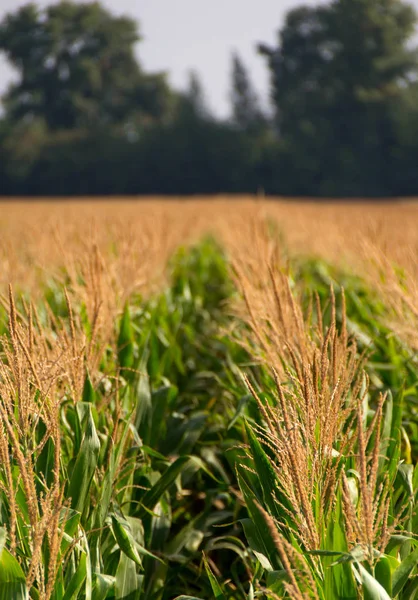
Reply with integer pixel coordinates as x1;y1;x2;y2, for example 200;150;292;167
0;198;417;600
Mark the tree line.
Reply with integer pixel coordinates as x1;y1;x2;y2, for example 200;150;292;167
1;0;418;197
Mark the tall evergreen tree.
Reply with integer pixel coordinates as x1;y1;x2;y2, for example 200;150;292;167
230;51;265;133
183;70;211;119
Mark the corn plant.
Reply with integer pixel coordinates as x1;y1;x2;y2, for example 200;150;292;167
0;205;417;600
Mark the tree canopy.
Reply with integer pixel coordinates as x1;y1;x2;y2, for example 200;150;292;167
230;52;266;134
0;1;171;131
258;0;418;195
1;0;418;197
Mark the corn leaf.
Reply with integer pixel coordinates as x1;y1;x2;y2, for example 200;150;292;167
138;456;206;517
118;303;134;372
203;555;226;600
0;530;28;600
353;563;391;600
62;552;87;600
392;547;418;596
67;404;100;515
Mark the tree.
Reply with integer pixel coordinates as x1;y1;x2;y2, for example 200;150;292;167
230;51;266;133
0;1;172;131
258;0;418;195
387;82;418;195
182;70;211;120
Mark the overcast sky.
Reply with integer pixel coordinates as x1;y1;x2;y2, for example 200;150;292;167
1;0;418;118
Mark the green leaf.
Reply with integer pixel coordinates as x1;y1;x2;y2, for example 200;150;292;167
91;574;115;600
0;532;28;600
82;369;95;403
240;518;272;571
115;553;142;599
379;391;393;473
62;553;87;600
67;404;100;515
227;394;252;430
149;385;177;446
398;463;414;498
118;303;134;372
392;547;418;596
113;511;163;566
353;563;391;600
165;512;203;557
266;570;288;594
322;491;357;599
387;535;418;555
79;529;92;600
375;555;392;596
111;514;143;567
237;469;281;570
138;456;205;518
133;349;152;440
245;421;282;520
94;440;115;531
387;391;403;480
402;576;418;599
59;508;81;556
0;529;5;556
203;555;226;600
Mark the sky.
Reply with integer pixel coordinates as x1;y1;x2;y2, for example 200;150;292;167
1;0;418;118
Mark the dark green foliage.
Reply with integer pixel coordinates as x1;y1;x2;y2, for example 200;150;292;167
230;52;267;135
0;1;171;131
258;0;418;196
2;0;418;196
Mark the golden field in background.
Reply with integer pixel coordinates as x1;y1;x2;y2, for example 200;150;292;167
1;197;417;275
1;196;417;326
0;197;416;351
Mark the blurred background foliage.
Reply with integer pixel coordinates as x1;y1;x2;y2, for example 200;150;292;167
2;0;418;197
